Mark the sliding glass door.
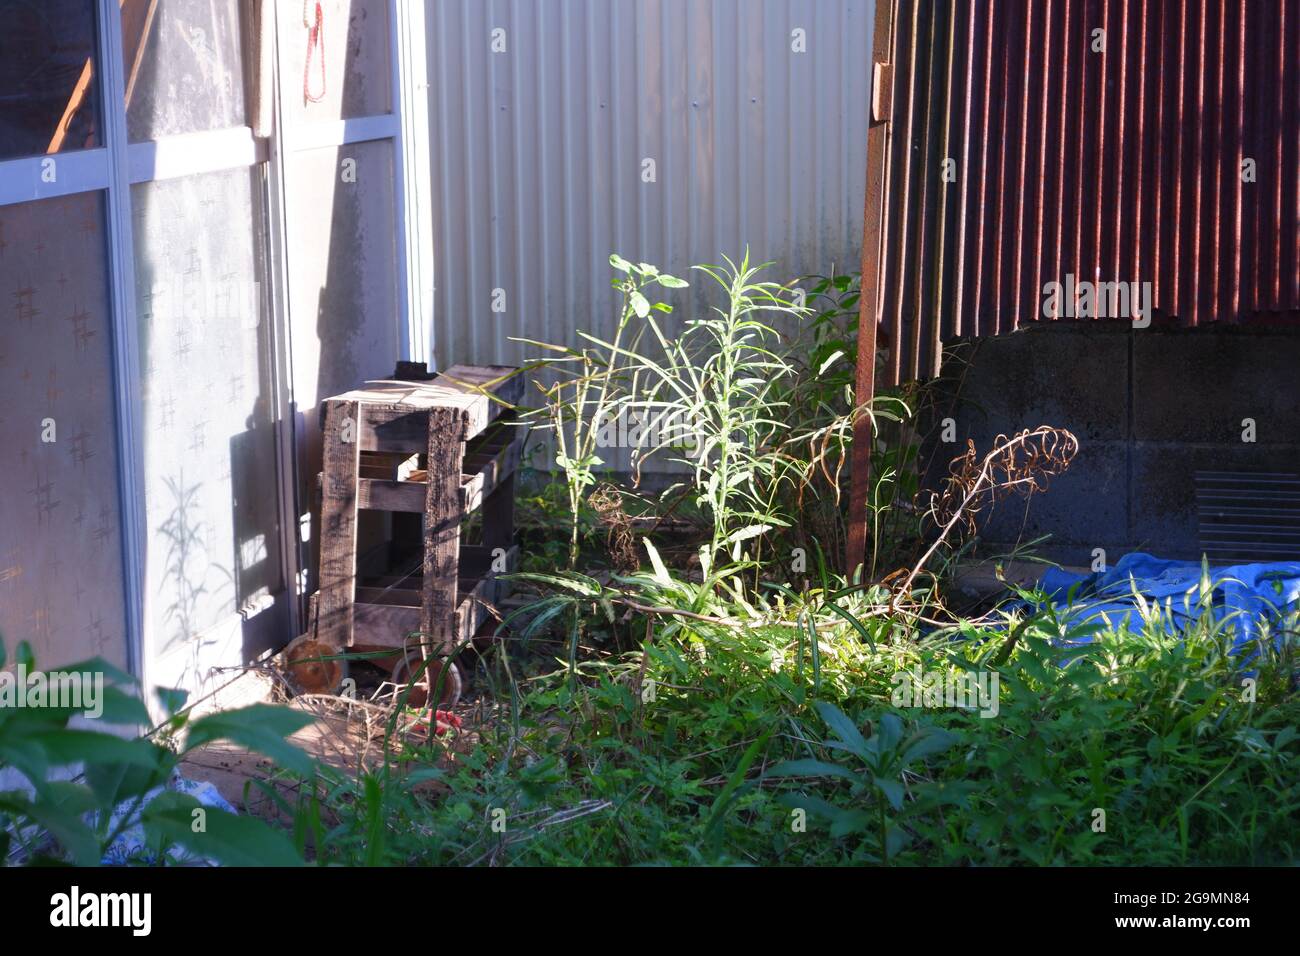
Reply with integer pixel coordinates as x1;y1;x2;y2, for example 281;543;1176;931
123;0;289;693
0;0;431;700
0;0;133;672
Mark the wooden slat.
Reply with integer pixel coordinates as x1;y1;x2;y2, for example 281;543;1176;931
455;574;496;644
462;421;525;514
343;364;522;443
355;421;525;514
422;407;464;655
352;545;519;649
456;544;519;638
356;586;422;607
357;477;426;513
458;543;520;582
439;364;525;413
357;403;452;454
351;592;477;650
315;400;361;648
358;451;421;480
480;475;517;552
351;603;421;646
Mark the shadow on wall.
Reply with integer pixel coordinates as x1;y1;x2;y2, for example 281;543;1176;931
924;323;1300;566
293;0;400;602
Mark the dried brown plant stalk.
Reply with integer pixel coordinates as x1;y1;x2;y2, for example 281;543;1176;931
589;482;639;573
889;425;1078;614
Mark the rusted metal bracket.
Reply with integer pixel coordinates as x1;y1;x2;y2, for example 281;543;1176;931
846;0;896;579
872;61;893;124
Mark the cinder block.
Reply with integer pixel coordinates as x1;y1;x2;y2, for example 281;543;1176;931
1132;330;1300;443
938;325;1130;446
929;326;1300;564
975;439;1128;549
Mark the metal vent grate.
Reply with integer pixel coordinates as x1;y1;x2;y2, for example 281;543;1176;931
1196;471;1300;564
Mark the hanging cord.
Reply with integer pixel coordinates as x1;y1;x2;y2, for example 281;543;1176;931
303;1;326;105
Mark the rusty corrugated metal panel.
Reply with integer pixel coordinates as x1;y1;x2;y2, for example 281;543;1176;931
868;0;1300;384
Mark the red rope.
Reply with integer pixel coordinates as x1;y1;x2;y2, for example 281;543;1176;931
303;1;326;104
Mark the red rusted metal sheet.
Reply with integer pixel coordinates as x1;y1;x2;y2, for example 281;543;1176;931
862;0;1300;387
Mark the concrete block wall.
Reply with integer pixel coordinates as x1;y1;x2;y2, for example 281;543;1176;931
927;323;1300;565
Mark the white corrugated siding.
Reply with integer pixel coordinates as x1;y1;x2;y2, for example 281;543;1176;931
426;0;874;369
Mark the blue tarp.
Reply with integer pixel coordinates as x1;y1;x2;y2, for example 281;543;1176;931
100;771;236;866
1034;552;1300;655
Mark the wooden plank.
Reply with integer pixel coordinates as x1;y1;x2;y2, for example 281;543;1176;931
357;478;425;513
462;416;520;459
315;400;362;649
454;577;494;644
457;544;518;580
358;572;424;589
457;545;520;636
357;403;445;453
461;424;524;514
352;546;520;648
353;589;487;649
422;407;465;655
358;571;491;590
359;440;519;514
344;365;523;442
847;0;895;576
358;451;421;480
352;603;422;647
356;586;422;607
437;365;524;439
438;364;524;403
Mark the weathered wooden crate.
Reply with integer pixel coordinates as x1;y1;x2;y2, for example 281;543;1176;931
283;364;525;703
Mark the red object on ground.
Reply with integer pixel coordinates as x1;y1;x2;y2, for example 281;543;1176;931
413;710;462;736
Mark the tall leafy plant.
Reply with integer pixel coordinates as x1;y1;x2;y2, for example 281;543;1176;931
517;256;687;568
601;253;807;568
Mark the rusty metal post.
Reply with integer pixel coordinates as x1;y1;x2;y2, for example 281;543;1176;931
846;0;896;578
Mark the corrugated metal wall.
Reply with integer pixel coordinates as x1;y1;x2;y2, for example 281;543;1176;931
869;0;1300;384
426;0;875;370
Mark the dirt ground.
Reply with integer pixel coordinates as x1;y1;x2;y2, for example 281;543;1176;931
176;663;483;826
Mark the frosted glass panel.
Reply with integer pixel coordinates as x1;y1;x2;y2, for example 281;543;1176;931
131;167;283;674
278;0;391;124
0;192;128;668
124;0;248;142
0;0;102;158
